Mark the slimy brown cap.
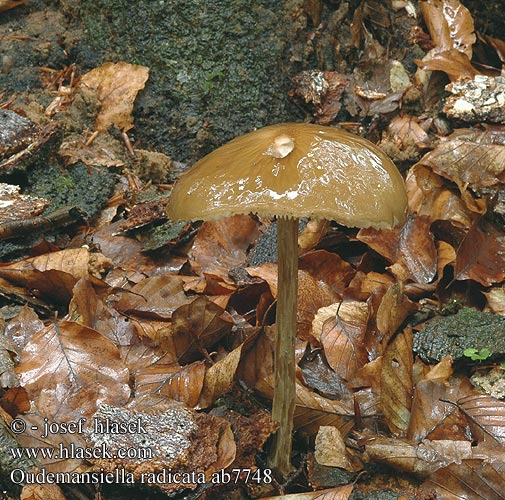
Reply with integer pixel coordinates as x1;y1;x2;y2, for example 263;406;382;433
167;123;408;229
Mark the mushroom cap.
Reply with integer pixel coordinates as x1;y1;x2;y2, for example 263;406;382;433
167;123;407;229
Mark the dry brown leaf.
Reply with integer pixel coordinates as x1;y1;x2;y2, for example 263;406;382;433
420;0;476;59
190;214;261;281
198;340;248;408
315;426;354;471
381;115;431;156
318;304;368;381
298;250;354;294
158;296;234;365
115;273;192;319
255;377;354;436
437;240;456;279
376;283;415;351
419;48;480;81
421;459;505;499
58;133;126;168
247;264;339;340
365;436;473;476
417;127;505;190
79;62;149;132
16;321;130;420
298;219;330;254
380;328;414;435
236;328;274;388
20;483;67;500
136;360;206;407
406;164;477;226
261;484;353;500
454;219;505;286
484;286;505;314
457;393;505;446
0;248;111;284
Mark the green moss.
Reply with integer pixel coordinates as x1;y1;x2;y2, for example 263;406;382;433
28;162;116;217
78;0;301;163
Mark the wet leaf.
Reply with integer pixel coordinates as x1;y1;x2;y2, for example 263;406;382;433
16;321;130;420
420;0;475;59
407;376;472;443
4;305;44;354
380;328;414;435
299;346;346;400
79;62;149;132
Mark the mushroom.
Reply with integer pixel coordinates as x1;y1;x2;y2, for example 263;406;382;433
167;122;408;477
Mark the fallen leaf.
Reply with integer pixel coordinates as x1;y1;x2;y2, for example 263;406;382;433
79;62;149;132
380;328;414;435
115;273;192;319
20;483;67;500
315;426;354;471
376;283;415;350
484;286;505;314
421;459;505;499
406;164;476;227
255;377;354;436
198;333;258;408
420;0;475;59
318;304;368;381
454;219;505;286
158;296;234;364
419;48;479;80
457;393;505;446
365;436;473;475
247;264;340;340
135;359;206;407
417;127;505;190
260;484;353;500
4;305;44;354
190;214;261;282
0;0;29;14
16;321;130;420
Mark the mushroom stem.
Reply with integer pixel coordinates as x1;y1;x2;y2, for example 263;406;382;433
270;216;298;477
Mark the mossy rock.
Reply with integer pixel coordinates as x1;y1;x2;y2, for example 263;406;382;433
78;0;302;163
413;307;505;364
